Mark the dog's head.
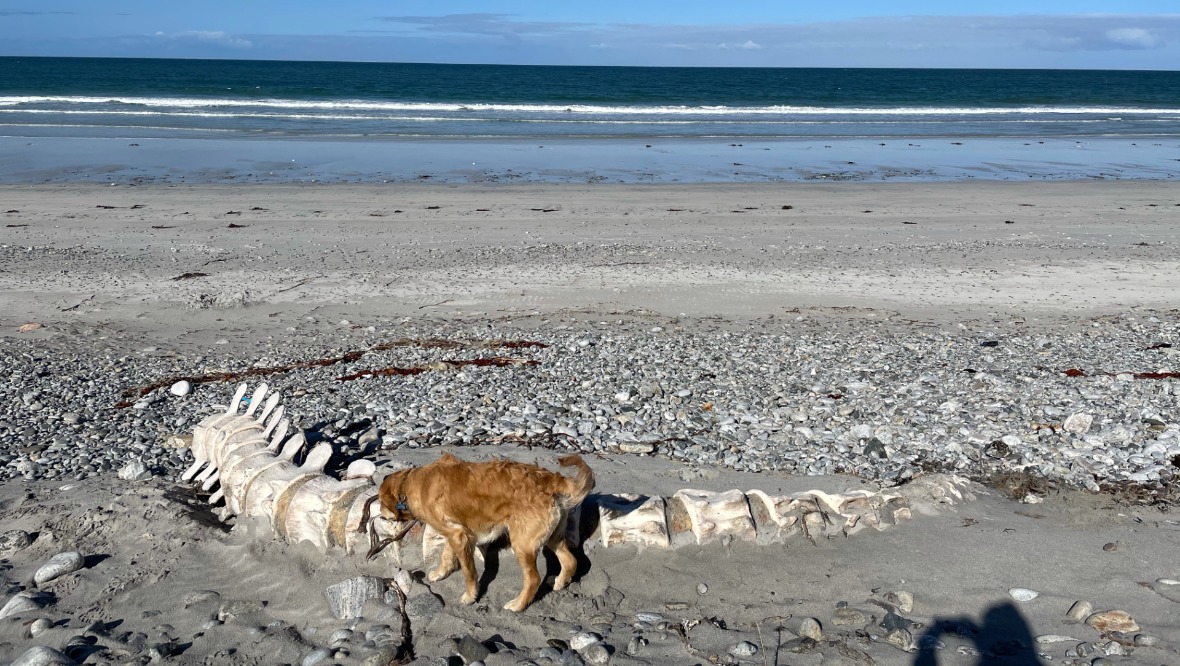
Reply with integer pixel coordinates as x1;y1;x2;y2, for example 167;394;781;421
377;468;414;522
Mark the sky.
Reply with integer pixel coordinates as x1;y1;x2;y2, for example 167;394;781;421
1;1;1179;69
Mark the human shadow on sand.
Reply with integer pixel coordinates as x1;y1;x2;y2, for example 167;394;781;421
913;602;1041;665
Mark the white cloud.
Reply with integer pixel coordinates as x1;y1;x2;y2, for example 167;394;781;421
1104;27;1158;49
153;30;252;49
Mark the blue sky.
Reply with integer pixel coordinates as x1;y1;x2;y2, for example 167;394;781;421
2;1;1178;69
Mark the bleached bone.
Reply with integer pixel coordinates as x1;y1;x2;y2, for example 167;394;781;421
179;384;980;560
597;494;670;549
672;489;757;545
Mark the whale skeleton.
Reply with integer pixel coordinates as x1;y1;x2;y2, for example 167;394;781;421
179;384;978;568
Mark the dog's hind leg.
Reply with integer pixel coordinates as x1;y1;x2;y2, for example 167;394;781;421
547;514;578;592
504;538;544;613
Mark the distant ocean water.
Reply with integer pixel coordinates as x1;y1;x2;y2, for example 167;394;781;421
3;57;1180;140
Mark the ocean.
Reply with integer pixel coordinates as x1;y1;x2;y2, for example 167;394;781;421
4;57;1180;140
2;57;1179;183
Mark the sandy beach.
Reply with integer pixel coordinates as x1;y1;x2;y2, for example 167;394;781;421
2;180;1180;665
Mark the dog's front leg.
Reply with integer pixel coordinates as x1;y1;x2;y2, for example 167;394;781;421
448;532;480;605
428;541;458;582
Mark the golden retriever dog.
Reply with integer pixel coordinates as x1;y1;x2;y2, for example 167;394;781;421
375;452;594;612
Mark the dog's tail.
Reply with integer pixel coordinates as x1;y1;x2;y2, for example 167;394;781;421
556;455;595;509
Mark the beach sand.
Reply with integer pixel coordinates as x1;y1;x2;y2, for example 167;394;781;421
2;181;1180;665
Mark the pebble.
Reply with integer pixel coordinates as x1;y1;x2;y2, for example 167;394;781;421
580;643;611;664
34;551;85;586
403;593;443;619
1066;600;1093;621
325;576;386;620
798;617;822;641
302;647;332;666
0;317;1177;499
728;640;758;657
1085;610;1140;633
10;646;76;666
29;617;52;637
170;380;192;397
696;583;708;595
569;631;601;650
635;611;664;623
117;459;150;481
884;590;914;613
832;607;871;626
1008;587;1039;603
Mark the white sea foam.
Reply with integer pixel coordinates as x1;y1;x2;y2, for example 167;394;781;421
0;96;1177;117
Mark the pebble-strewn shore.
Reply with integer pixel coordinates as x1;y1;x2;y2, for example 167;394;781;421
5;313;1177;502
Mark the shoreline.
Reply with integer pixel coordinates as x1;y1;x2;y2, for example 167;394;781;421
2;135;1179;185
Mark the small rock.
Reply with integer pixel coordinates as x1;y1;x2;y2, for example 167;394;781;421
617;441;656;454
163;434;193;448
29;617;52;637
581;643;611;664
170;380;192;397
1035;634;1078;644
302;647;332;666
456;634;491;663
1063;413;1093;434
34;551;85;586
625;636;646;655
1134;634;1159;647
884;590;914;613
1008;587;1039;603
1066;600;1093;621
570;631;601;651
11;646;76;666
117;460;150;481
728;641;758;657
798;617;822;641
325;576;385;620
17;323;43;333
696;583;708;595
635;611;664;623
403;593;443;619
832;607;871;626
1102;542;1118;552
780;637;816;653
1086;610;1140;633
881;612;912;631
217;599;266;621
884;627;913;651
0;529;33;556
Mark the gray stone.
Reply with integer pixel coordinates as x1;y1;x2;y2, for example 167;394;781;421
217;599;266;621
404;593;443;619
11;646;77;666
117;459;150;481
0;591;50;619
34;551;85;586
580;643;611;664
456;634;491;663
325;576;386;620
728;641;758;657
302;647;332;666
